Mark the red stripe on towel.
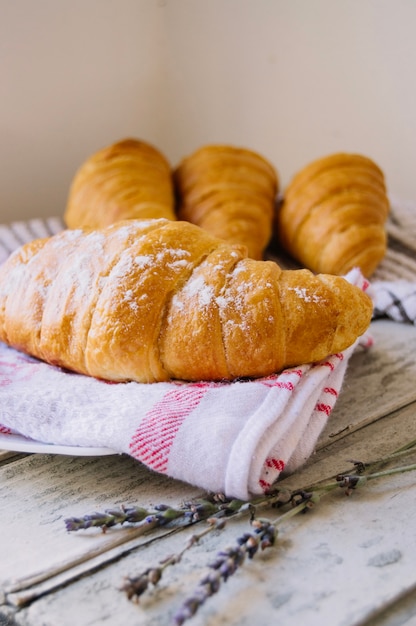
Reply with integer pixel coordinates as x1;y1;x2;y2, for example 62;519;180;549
129;387;207;472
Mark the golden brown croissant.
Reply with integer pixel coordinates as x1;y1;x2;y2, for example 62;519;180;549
0;219;372;383
174;144;279;260
64;138;176;229
275;153;390;277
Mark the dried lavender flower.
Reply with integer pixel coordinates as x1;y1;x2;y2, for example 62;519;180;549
336;473;368;494
63;506;151;532
172;520;276;624
121;517;227;605
64;501;216;533
120;567;163;602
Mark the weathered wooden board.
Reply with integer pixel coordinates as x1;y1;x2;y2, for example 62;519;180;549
3;450;416;626
0;452;203;607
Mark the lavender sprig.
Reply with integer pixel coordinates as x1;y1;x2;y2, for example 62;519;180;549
120;517;227;603
64;505;150;532
63;498;239;533
172;519;276;625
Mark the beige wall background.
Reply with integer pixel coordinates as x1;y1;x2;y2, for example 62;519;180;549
1;0;415;224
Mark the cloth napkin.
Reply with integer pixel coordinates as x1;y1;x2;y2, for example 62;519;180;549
0;319;368;500
0;205;415;500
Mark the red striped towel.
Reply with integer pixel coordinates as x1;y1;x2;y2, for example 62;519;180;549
0;319;368;499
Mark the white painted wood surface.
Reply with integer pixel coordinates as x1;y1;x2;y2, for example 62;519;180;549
1;319;416;626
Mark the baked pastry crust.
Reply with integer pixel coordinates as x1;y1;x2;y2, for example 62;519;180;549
64;138;175;229
174;144;279;259
0;219;373;383
276;153;390;276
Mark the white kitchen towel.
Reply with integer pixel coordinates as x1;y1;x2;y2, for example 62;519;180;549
0;330;368;500
0;203;414;499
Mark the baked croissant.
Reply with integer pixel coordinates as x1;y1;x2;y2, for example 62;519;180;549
0;219;372;383
174;144;279;260
64;138;176;229
275;153;390;277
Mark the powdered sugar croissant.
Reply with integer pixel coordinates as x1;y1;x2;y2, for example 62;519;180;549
0;219;372;383
64;138;176;229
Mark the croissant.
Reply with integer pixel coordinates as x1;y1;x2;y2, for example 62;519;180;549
174;144;279;260
275;153;390;277
0;219;372;383
64;138;176;229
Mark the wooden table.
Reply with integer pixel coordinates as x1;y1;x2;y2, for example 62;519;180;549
1;319;416;626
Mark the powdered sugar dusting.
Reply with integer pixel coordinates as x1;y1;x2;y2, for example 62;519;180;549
40;230;108;324
110;245;194;312
216;283;250;332
134;255;152;269
288;286;322;303
122;289;139;312
166;256;265;338
178;274;215;307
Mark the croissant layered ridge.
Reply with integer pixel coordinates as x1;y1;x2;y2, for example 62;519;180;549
0;219;373;383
